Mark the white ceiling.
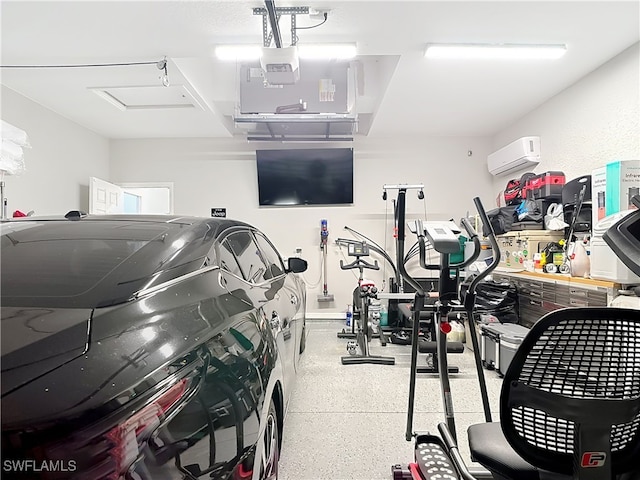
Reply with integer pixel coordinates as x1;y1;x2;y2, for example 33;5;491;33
1;1;639;139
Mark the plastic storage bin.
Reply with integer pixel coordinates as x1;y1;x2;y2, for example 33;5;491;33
498;328;529;376
480;323;529;375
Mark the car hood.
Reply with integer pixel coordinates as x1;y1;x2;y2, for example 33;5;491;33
1;307;91;396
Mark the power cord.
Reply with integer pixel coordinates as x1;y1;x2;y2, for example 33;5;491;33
301;247;324;288
0;58;170;86
295;12;328;29
0;59;166;68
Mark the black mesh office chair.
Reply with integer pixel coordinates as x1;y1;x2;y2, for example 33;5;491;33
468;307;640;480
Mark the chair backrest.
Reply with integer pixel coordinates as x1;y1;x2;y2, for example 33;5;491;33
500;307;640;480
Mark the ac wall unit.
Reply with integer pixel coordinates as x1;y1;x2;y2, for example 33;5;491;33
487;136;540;176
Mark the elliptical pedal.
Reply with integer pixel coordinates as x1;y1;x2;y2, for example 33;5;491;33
414;434;459;480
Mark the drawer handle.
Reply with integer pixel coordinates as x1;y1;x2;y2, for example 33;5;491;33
530;291;542;298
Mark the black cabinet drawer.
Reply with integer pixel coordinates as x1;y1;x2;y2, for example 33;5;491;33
520;299;564;327
555;286;570;305
496;273;611;315
569;287;589;307
587;289;608;306
568;298;589;307
569;287;588;298
519;299;544;326
542;284;556;303
568;286;608;307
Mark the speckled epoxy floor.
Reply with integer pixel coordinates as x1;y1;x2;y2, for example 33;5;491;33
278;320;505;480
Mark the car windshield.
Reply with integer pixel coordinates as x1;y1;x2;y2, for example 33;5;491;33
1;220;200;308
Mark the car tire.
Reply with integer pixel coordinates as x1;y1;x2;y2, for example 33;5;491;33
260;399;280;480
299;324;306;354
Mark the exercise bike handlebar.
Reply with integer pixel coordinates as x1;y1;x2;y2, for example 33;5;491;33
335;237;399;283
339;258;380;271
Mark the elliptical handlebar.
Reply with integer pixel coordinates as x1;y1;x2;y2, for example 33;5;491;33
456;196;502;426
418;236;441;270
339;258;380;271
416;217;481;271
451;217;481;270
466;197;500;297
416;219;441;271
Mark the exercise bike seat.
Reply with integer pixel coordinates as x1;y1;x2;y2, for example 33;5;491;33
468;423;566;480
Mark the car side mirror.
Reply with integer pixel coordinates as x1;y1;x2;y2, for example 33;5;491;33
286;257;307;273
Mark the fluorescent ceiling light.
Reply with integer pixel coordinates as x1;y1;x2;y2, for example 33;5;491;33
425;43;567;60
215;44;357;61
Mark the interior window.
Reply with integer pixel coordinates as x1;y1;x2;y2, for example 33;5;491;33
226;232;266;284
218;240;242;277
254;233;285;280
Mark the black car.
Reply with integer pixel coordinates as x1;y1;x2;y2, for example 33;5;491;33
1;214;308;480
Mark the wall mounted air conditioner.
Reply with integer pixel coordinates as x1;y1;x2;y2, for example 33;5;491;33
487;136;541;176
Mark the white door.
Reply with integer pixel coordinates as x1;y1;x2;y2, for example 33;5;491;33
89;177;124;214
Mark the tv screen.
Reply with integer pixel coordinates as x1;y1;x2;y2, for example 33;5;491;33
256;148;354;206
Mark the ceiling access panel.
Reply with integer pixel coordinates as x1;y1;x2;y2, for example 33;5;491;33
235;60;357;141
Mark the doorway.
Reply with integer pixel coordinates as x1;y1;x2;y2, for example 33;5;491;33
89;177;173;215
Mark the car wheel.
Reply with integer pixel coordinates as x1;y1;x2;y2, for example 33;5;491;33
299;324;306;354
260;399;279;480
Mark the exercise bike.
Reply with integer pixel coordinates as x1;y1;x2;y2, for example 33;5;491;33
338;241;395;366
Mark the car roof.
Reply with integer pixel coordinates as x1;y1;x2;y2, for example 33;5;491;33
6;213;220;224
1;214;252;308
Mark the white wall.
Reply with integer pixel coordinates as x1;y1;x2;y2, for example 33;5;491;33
491;42;640;194
110;135;495;314
1;85;110;215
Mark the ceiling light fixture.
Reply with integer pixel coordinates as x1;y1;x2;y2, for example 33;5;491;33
424;43;567;60
215;43;357;61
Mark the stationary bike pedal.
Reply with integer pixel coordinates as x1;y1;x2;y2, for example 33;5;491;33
414;434;459;480
346;340;358;355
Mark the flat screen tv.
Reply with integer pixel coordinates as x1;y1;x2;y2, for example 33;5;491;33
256;148;354;206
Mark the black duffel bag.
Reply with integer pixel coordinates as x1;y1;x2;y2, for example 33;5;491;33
470;279;519;323
483;206;516;236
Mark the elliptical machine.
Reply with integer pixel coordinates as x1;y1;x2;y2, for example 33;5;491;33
392;192;640;480
338;241;395;366
387;187;499;480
